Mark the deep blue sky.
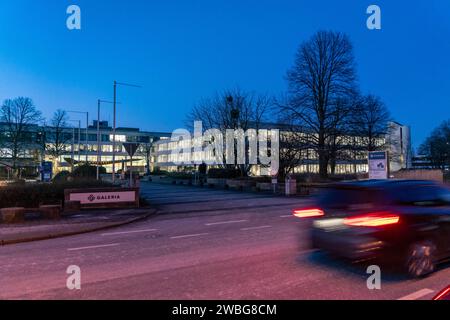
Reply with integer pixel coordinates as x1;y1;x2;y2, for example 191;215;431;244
0;1;449;149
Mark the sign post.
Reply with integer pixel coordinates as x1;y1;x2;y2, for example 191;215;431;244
123;143;140;186
40;161;53;182
368;151;389;180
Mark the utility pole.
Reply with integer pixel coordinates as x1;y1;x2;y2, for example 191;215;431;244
112;81;117;182
111;80;142;183
68;120;81;165
98;99;101;180
77;120;81;162
68;110;89;163
96;99;115;180
71;127;75;172
86;112;89;162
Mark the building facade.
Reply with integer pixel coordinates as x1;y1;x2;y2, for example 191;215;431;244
0;120;412;179
152;122;413;176
0;121;171;178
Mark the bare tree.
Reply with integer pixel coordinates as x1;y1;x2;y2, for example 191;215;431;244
282;30;358;179
137;140;156;175
46;109;71;171
351;94;391;151
187;88;272;176
0;97;42;177
419;120;450;169
278;129;309;179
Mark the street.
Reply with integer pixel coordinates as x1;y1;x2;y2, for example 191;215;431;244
0;182;448;300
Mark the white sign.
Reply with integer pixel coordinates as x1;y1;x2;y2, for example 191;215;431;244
69;191;136;205
368;151;388;180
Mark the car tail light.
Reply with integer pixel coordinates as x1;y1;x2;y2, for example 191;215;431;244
293;208;324;218
343;212;400;227
433;286;450;300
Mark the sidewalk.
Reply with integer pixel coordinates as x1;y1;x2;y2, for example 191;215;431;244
0;208;156;246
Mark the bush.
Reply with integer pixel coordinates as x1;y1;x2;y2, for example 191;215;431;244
53;171;72;182
208;168;241;179
248;176;272;183
0;180;113;208
445;171;450;183
73;164;106;179
167;172;193;180
150;168;168;175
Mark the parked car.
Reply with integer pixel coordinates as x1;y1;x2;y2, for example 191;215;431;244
293;180;450;278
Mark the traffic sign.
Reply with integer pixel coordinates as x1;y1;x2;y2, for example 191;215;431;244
123;143;140;157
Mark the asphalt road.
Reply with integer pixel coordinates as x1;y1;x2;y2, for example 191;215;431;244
0;182;448;300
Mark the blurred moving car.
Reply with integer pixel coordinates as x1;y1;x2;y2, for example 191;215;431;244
433;286;450;300
293;180;450;278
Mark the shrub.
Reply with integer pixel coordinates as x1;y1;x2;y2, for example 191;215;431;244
0;180;113;208
53;171;72;182
250;176;272;183
207;168;241;179
167;172;193;180
150;168;168;175
73;164;106;179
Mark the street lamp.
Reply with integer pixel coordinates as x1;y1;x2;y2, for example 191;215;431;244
111;80;142;183
96;99;116;180
67;110;89;163
68;120;81;170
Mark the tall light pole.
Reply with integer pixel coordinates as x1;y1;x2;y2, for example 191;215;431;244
68;120;81;164
71;127;75;172
111;80;142;183
68;110;89;163
96;99;115;180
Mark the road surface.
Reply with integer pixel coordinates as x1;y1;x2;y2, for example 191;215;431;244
0;182;448;300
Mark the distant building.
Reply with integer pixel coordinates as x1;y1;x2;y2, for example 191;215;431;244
153;121;412;176
386;121;413;172
0;121;171;177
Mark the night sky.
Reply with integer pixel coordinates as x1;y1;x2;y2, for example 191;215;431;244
1;0;449;149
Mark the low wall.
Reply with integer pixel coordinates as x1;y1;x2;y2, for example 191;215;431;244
391;170;444;182
64;187;140;209
226;179;256;190
207;178;227;187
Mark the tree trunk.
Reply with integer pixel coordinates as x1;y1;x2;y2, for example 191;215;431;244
318;130;328;180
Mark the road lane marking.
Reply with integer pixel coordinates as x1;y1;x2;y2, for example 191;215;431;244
398;289;435;300
170;233;209;240
101;229;158;236
67;243;120;252
205;220;248;226
241;225;272;231
280;215;294;218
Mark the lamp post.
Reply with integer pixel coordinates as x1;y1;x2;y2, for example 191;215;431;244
68;110;89;163
96;99;115;180
111;80;142;183
71;127;75;172
68;120;81;166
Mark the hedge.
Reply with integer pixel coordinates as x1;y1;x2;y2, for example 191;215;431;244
0;180;112;208
207;168;241;179
166;172;194;180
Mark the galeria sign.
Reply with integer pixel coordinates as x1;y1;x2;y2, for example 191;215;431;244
69;191;136;204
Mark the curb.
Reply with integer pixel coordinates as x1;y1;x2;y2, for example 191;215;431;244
0;209;157;246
